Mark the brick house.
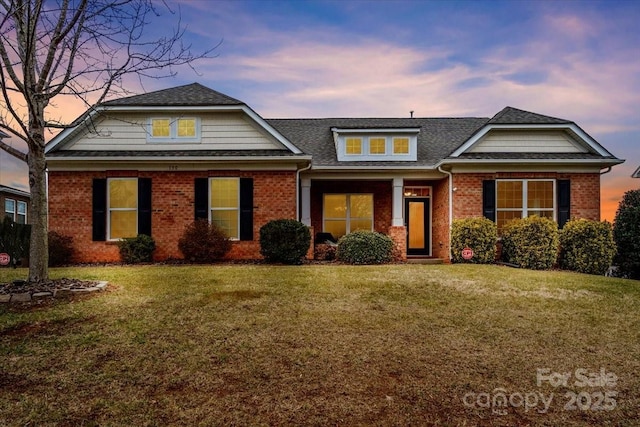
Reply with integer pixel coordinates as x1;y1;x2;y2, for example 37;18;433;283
45;83;623;263
1;185;30;225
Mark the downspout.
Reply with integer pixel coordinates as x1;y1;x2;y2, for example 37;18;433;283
437;165;453;259
296;161;312;222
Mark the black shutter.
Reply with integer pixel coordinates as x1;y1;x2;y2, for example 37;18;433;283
92;178;107;241
138;178;152;236
194;178;208;220
239;178;254;241
482;180;496;222
557;179;571;229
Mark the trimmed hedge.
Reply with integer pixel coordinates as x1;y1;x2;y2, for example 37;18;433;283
117;234;156;264
48;231;74;266
336;231;394;265
501;216;558;270
451;217;497;264
559;219;616;275
260;219;311;265
613;189;640;279
178;219;232;263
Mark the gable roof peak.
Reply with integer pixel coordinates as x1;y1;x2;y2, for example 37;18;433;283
100;82;244;107
489;106;572;125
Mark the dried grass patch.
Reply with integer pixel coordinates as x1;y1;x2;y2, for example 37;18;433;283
1;264;638;425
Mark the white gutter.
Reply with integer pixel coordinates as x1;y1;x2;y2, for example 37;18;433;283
296;161;312;221
437;165;453;259
600;166;612;175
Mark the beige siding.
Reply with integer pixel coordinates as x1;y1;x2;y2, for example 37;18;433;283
69;112;284;151
469;130;587;153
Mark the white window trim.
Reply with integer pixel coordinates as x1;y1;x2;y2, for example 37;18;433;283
16;201;27;224
209;177;240;240
323;193;374;236
368;137;387;156
496;179;556;220
5;198;15;221
147;117;201;143
107;178;138;241
337;134;417;161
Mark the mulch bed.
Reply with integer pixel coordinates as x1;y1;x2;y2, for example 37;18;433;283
0;278;100;295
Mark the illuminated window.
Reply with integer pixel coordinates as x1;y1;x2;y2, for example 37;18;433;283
210;178;239;239
108;178;138;239
369;137;386;155
345;138;362;155
393;137;409;154
149;117;199;141
177;118;196;137
496;180;554;233
151;119;170;137
323;194;373;239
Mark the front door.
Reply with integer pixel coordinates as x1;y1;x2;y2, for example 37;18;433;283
405;198;430;256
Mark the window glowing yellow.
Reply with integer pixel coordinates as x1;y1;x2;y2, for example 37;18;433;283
323;194;373;239
346;138;362;155
108;179;137;239
177;118;196;137
109;179;137;209
393;137;409;154
369;137;386;154
210;178;239;238
151;119;170;137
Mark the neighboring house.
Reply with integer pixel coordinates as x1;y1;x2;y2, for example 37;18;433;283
45;83;624;263
0;185;30;224
633;166;640;178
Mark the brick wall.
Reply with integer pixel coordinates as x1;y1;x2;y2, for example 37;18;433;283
48;170;297;263
452;172;601;220
431;178;450;259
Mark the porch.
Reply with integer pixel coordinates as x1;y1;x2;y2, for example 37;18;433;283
299;176;451;260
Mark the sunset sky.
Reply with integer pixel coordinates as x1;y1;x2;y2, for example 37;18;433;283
1;0;638;221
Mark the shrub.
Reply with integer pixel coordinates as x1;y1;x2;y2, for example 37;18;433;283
501;216;559;270
260;219;311;264
0;217;30;267
336;230;394;265
314;243;337;261
559;219;616;275
450;217;497;264
613;189;640;279
117;234;156;264
48;231;74;266
178;219;232;263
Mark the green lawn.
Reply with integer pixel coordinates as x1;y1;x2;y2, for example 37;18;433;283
1;264;639;426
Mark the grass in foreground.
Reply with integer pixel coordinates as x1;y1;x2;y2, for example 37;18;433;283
1;264;639;426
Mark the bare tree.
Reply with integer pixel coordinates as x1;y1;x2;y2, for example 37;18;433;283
0;0;216;282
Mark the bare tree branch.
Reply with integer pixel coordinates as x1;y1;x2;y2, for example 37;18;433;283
0;138;27;162
0;0;218;282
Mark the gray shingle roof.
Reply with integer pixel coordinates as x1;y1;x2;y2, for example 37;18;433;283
455;152;617;160
46;149;303;158
0;129;9;138
488;107;572;125
101;83;243;107
267;117;489;167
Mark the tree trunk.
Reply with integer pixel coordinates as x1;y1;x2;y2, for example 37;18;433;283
27;121;49;283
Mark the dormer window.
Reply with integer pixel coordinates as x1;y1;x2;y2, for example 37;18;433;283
393;137;409;154
148;117;200;142
346;137;363;155
369;137;386;155
332;127;419;161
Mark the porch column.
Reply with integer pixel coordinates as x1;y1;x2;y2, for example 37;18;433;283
301;177;311;226
392;177;404;226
